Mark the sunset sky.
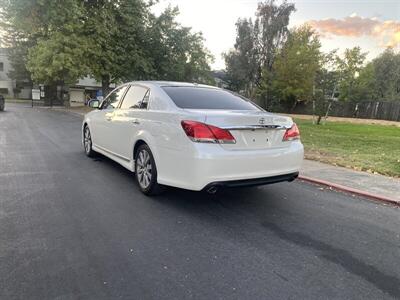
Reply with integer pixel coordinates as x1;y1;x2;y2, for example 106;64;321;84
153;0;400;69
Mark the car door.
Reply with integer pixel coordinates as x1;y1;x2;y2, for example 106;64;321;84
111;85;150;160
90;85;128;151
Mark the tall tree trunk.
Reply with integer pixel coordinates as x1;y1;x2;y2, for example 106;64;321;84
102;74;111;98
290;99;298;112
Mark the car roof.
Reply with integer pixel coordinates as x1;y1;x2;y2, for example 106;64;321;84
127;81;219;90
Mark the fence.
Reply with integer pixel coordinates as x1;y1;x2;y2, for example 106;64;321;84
290;101;400;122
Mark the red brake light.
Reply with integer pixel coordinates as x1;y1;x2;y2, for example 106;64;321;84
283;123;300;141
181;120;236;144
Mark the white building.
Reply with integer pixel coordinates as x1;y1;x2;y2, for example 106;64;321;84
0;48;107;105
0;48;16;98
69;76;103;107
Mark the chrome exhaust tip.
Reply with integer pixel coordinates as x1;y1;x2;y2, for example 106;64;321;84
206;186;218;194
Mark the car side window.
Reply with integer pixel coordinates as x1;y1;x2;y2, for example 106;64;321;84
120;85;149;110
102;86;127;110
140;90;150;109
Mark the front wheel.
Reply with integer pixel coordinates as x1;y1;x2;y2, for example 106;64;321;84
135;144;163;196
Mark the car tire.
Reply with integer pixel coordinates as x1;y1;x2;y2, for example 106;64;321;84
135;144;163;196
83;125;96;158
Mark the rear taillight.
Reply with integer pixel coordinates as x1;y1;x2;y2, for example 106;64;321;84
283;123;300;141
181;120;236;144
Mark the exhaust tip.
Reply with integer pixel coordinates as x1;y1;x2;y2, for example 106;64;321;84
206;186;218;194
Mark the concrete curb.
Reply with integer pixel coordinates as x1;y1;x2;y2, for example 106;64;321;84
299;175;399;207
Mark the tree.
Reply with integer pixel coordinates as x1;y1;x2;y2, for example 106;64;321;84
224;0;295;107
351;62;378;101
255;0;296;107
27;31;89;85
1;0;90;103
371;48;400;101
271;25;322;111
224;18;258;95
26;0;89;85
145;6;214;84
1;0;214;99
313;51;339;124
0;0;38;85
336;47;367;101
83;3;213;95
82;0;152;96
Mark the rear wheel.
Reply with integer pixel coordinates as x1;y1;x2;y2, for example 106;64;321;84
135;144;163;196
83;125;96;157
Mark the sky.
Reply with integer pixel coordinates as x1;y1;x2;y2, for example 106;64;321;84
152;0;400;69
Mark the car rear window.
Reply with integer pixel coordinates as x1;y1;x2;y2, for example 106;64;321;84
162;87;260;110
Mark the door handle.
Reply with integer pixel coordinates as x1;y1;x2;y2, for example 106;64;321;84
132;119;140;125
105;113;114;121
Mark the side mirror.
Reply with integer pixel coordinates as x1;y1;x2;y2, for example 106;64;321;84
88;99;100;109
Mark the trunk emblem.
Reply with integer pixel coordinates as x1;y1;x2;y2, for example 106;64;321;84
259;118;265;125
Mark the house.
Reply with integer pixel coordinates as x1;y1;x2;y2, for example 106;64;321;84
0;48;110;105
68;76;103;107
0;48;32;99
0;48;16;98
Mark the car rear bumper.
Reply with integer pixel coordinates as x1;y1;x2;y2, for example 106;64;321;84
203;172;299;192
157;141;304;191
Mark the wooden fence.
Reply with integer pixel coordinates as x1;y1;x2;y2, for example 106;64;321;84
290;101;400;122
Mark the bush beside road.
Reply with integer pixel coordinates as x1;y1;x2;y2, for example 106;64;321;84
296;119;400;178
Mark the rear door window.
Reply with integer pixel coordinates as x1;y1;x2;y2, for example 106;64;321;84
162;87;260;110
120;85;149;110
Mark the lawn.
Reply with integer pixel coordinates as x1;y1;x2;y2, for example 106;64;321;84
295;119;400;177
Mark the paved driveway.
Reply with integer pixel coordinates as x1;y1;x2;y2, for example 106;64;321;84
1;104;399;300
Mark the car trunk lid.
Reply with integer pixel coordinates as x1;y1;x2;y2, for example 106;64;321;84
183;109;294;150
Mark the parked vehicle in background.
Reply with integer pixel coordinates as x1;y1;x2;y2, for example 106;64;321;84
83;82;304;195
0;95;4;111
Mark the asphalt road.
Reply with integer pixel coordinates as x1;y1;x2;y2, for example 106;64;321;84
1;103;399;300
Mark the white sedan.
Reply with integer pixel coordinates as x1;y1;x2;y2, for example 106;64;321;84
83;81;303;195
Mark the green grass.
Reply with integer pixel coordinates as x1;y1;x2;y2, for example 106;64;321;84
295;119;400;177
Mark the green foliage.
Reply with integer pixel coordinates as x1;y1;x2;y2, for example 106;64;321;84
0;0;37;83
336;47;367;101
312;51;339;122
224;18;258;96
27;0;89;84
224;0;295;105
1;0;214;96
145;6;214;84
372;48;400;101
27;32;89;84
271;25;322;109
334;48;400;102
350;62;378;101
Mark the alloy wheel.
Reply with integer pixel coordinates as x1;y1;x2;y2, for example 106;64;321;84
84;127;92;154
136;149;152;189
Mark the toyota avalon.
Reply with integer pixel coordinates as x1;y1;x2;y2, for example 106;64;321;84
83;81;303;195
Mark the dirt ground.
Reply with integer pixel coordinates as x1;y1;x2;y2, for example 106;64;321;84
285;114;400;127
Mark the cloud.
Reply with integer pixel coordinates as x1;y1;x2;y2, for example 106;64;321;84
308;15;400;48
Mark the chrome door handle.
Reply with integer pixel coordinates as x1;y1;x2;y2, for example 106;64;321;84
105;113;114;121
